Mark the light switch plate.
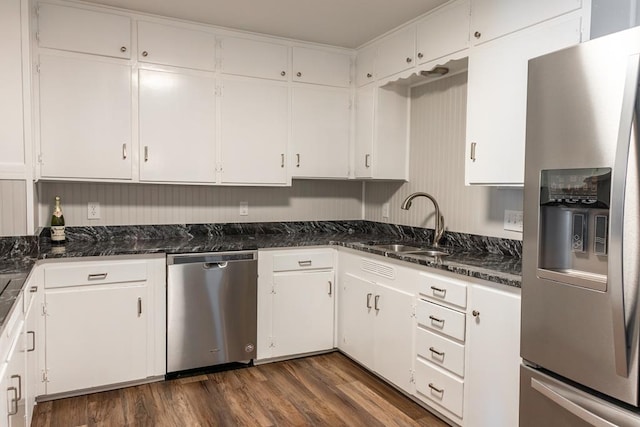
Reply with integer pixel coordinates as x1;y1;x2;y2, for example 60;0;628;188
88;202;101;220
504;209;523;232
239;201;249;216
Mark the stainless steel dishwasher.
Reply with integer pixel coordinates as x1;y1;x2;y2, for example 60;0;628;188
166;251;257;374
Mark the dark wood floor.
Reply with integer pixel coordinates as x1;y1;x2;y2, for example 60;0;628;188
32;352;448;427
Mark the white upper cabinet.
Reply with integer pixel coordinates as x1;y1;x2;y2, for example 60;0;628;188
138;68;216;183
354;84;375;178
355;45;376;87
0;0;25;176
291;86;350;178
37;3;131;59
470;0;582;44
465;13;582;185
219;36;289;81
219;78;288;185
417;0;470;64
375;25;416;80
38;55;132;180
292;46;351;87
137;21;216;71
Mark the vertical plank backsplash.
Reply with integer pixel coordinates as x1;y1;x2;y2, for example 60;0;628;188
0;180;27;236
364;72;524;240
37;180;363;227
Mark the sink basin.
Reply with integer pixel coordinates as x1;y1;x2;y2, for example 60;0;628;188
373;244;422;252
405;249;450;257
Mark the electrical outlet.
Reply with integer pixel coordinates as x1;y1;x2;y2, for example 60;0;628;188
87;202;101;220
239;201;249;216
504;209;523;232
382;202;390;218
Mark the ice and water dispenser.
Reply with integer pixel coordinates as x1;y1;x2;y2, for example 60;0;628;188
537;168;611;291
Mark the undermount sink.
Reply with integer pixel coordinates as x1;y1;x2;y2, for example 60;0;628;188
372;244;450;257
373;244;422;252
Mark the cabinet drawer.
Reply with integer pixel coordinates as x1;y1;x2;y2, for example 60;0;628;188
44;260;147;289
415;358;464;418
37;3;131;59
416;299;465;341
416;327;465;377
272;250;334;272
418;272;467;308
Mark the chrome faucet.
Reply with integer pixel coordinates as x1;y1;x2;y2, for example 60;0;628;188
401;192;445;247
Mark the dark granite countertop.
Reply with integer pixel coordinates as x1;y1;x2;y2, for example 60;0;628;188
1;221;522;330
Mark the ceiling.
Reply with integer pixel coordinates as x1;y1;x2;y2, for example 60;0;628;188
82;0;449;48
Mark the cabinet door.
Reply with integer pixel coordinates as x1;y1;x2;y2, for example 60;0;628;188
44;284;147;394
139;68;216;183
355;45;376;87
37;3;131;58
137;21;216;71
373;283;414;393
291;87;350;178
417;0;470;64
292;47;351;88
354;85;375;178
374;83;409;180
376;25;416;80
470;0;581;45
338;273;375;368
465;285;521;426
220;37;288;81
0;0;25;174
272;271;334;358
38;55;132;180
219;79;288;185
465;14;581;185
24;292;39;427
2;320;26;427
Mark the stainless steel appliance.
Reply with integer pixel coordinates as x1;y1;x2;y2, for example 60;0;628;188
166;251;257;374
521;26;640;425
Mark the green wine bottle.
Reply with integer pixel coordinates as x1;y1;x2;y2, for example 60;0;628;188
50;196;65;244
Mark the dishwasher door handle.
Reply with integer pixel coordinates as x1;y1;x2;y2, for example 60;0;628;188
203;262;228;269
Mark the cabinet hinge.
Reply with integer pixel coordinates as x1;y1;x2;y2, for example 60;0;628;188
41;302;47;316
35;31;40;42
348;100;353;110
271;285;276;294
35;63;40;74
216;58;223;72
35;5;40;16
269;337;275;348
410;369;415;384
215;162;223;172
37;153;43;164
42;370;49;383
215;85;223;97
411;303;416;318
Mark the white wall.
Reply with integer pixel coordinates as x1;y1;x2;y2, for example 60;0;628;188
364;72;524;240
37;180;363;227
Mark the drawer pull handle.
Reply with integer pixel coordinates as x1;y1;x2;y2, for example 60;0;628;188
10;375;21;401
430;286;446;295
138;298;142;317
281;153;285;168
328;281;332;296
296;153;301;168
298;260;312;267
27;331;35;352
30;286;38;293
88;273;108;280
429;347;444;357
428;383;444;394
365;154;371;168
366;293;373;309
429;315;444;324
374;295;380;311
7;386;18;415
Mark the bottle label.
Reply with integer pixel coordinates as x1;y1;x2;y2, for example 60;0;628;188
51;226;65;242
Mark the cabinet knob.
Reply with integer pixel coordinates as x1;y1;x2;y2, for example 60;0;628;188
417;52;424;59
366;72;372;78
120;46;127;53
296;71;302;77
472;310;480;317
142;50;149;57
281;71;286;76
474;31;482;39
406;57;413;63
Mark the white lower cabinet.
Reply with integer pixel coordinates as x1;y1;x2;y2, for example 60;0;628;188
464;283;521;426
338;251;415;394
41;256;166;396
257;249;336;361
1;295;26;427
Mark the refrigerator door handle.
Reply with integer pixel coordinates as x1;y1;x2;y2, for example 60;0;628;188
531;378;617;427
609;53;640;378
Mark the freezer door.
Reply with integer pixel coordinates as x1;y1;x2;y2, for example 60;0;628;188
520;365;640;427
522;26;640;405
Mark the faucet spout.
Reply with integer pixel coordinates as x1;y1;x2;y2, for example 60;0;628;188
400;192;445;247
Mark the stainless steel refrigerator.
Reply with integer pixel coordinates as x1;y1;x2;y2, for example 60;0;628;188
521;26;640;425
